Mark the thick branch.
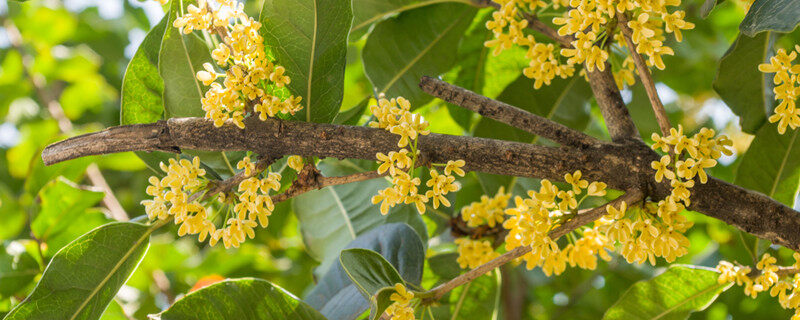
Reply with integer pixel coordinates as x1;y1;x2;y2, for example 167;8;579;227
618;14;672;136
41;116;800;250
419;76;599;149
585;67;641;141
424;190;643;301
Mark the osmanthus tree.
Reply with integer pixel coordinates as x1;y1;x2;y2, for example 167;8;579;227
4;0;800;318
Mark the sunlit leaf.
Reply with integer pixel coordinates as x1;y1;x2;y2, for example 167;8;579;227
603;265;731;320
4;222;152;320
735;124;800;206
0;245;39;299
260;0;352;123
156;278;326;320
31;177;105;243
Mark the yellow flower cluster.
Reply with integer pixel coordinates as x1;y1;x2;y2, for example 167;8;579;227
503;171;610;276
650;126;733;204
484;0;694;90
174;0;302;128
369;95;465;215
461;187;511;228
485;0;574;89
454;238;501;269
386;283;415;320
717;253;800;319
142;156;282;249
758;46;800;134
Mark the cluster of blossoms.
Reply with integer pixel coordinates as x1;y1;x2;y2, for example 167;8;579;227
453;188;510;270
173;0;302;128
142;155;295;249
758;45;800;134
385;283;416;320
503;171;612;276
484;0;694;90
650;126;733;206
369;94;465;215
717;253;800;319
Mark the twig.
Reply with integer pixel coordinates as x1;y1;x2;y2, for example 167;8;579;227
422;190;643;301
270;165;383;203
4;20;129;221
419;76;599;149
195;157;273;202
617;14;672;137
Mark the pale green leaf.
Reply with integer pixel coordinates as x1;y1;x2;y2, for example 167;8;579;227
0;245;39;299
156;278;326;320
31;177;105;242
602;265;731;320
4;222;152;320
362;3;476;108
259;0;352;123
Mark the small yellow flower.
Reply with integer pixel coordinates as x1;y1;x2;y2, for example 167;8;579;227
444;159;466;176
287;156;304;172
564;170;589;194
587;181;607;196
651;155;675;183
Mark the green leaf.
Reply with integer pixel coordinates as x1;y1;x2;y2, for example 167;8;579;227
340;248;405;320
333;98;369;125
735;124;800;206
602;265;731;320
99;301;128;320
700;0;723;18
121;15;166;125
159;0;210;119
713;32;775;134
340;248;405;299
259;0;352;123
445;9;493;130
32;177;105;242
156;278;326;320
740;0;800;36
4;222;152;320
362;3;476;108
121;14;171;170
0;245;39;299
305;223;425;320
293;159;426;276
350;0;470;40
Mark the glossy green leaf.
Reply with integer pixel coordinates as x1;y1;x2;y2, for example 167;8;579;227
259;0;352;123
340;248;405;320
333;98;369;125
159;0;210;119
0;245;39;299
305;223;425;320
362;3;476;108
713;32;775;134
602;265;731;320
293;159;426;276
735;124;800;206
740;0;800;36
121;15;166;125
156;278;326;320
349;0;469;40
4;222;152;320
32;177;105;242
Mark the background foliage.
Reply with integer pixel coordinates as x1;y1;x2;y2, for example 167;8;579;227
0;0;799;319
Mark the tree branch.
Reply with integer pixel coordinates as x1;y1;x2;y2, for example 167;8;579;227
617;14;672;137
584;67;641;141
422;190;643;301
419;76;600;149
41;114;800;250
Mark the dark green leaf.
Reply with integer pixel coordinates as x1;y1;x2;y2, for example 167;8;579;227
735;124;800;206
4;222;152;320
340;248;404;299
159;0;210;118
293;159;426;276
305;223;424;320
157;278;326;320
713;32;775;134
740;0;800;36
260;0;352;123
362;3;476;108
0;245;39;299
602;265;731;320
32;177;105;242
333;98;368;125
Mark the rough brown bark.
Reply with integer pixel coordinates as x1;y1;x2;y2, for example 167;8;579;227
41;115;800;250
